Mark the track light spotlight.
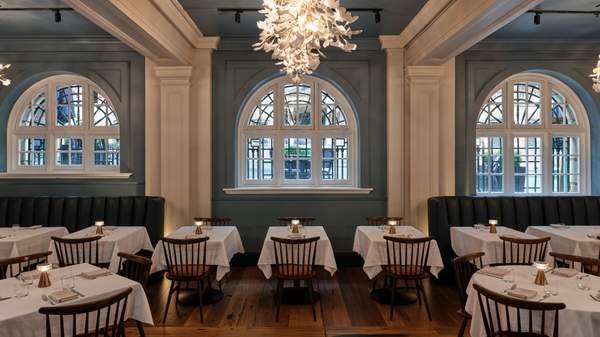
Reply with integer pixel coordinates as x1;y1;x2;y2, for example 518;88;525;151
235;10;241;23
374;10;381;23
54;9;61;23
534;12;541;25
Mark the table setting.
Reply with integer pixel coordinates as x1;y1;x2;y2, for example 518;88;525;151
0;225;68;260
466;263;600;337
0;263;153;337
526;225;600;259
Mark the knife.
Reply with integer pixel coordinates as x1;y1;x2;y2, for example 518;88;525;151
71;288;85;297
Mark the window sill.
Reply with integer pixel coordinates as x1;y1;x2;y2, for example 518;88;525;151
0;172;133;179
223;187;373;195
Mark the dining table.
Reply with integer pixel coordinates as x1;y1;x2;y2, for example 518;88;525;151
0;263;153;337
0;226;68;260
48;226;153;272
526;225;600;258
466;264;600;337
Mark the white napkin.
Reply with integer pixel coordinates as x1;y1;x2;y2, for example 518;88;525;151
80;268;111;280
550;223;568;229
552;267;578;278
479;266;512;278
287;233;305;239
22;225;42;230
48;289;79;303
506;288;537;300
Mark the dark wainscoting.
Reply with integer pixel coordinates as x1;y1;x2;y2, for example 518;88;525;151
0;36;145;196
212;38;387;253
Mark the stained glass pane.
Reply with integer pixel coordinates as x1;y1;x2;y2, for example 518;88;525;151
513;136;542;193
56;85;83;126
18;138;46;166
249;91;275;126
284;84;312;126
513;82;542;125
322;137;348;180
552;136;580;193
93;138;120;166
55;137;83;166
93;91;119;127
246;137;273;180
551;89;577;125
476;136;503;193
321;90;347;126
20;92;47;126
477;89;503;125
284;137;311;179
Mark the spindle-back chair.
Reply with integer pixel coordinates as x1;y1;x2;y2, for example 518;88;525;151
52;236;101;267
452;252;485;337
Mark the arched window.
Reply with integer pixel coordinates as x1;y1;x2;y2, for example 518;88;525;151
237;76;358;188
476;73;589;194
7;75;120;174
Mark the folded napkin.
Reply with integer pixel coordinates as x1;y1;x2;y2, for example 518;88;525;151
48;289;79;303
506;288;537;300
19;270;40;282
552;267;578;278
80;268;111;280
287;233;305;239
479;266;512;278
550;223;569;229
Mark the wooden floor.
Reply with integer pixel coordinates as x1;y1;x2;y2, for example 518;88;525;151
125;267;468;337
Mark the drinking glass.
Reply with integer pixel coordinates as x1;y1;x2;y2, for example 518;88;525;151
14;280;29;298
61;267;75;290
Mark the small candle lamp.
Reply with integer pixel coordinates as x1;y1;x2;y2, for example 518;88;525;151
488;219;498;234
37;263;52;288
291;219;300;234
388;220;398;234
534;261;549;285
95;221;104;235
194;220;205;235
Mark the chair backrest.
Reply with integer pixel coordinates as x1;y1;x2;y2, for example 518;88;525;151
116;252;152;287
383;236;433;277
39;287;132;337
500;236;550;265
52;236;101;267
271;236;319;278
0;251;52;279
366;216;403;226
452;252;485;308
161;236;209;280
277;217;315;227
549;252;600;276
473;283;565;337
193;217;232;226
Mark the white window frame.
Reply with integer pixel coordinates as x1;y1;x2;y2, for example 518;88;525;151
236;76;360;190
5;74;124;176
476;73;590;195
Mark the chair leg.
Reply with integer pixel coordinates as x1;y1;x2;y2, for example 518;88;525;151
389;278;397;321
457;316;469;337
418;279;432;321
136;320;145;337
275;279;283;322
162;281;176;323
415;279;422;304
308;279;317;321
198;283;204;323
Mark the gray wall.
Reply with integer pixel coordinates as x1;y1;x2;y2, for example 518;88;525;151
213;38;387;253
455;39;600;195
0;37;146;196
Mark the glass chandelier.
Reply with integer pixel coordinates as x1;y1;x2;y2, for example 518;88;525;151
590;55;600;93
0;63;10;86
253;0;361;82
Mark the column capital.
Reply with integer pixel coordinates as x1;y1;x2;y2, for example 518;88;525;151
194;36;220;50
406;66;445;79
379;35;405;50
154;66;193;85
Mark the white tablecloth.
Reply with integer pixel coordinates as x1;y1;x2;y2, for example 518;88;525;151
150;226;245;281
466;265;600;337
257;226;337;279
352;226;445;279
0;263;153;337
451;226;552;265
0;227;68;259
526;226;600;259
48;226;153;272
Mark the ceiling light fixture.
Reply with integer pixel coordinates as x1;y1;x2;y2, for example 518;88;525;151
374;10;381;23
534;12;541;24
235;10;241;23
590;55;600;93
0;64;11;86
253;0;361;83
54;9;61;23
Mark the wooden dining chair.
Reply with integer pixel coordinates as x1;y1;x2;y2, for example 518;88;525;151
193;217;232;226
498;236;550;265
117;252;152;337
549;252;600;276
39;287;132;337
452;252;485;337
382;235;433;321
51;236;102;267
0;251;52;279
366;216;403;226
161;236;211;323
271;236;320;321
473;283;565;337
277;217;315;226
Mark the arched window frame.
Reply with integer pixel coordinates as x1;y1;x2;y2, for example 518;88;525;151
6;74;122;176
236;76;360;190
476;73;590;195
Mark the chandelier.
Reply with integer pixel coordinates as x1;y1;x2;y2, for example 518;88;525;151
0;63;10;86
253;0;361;82
591;55;600;93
